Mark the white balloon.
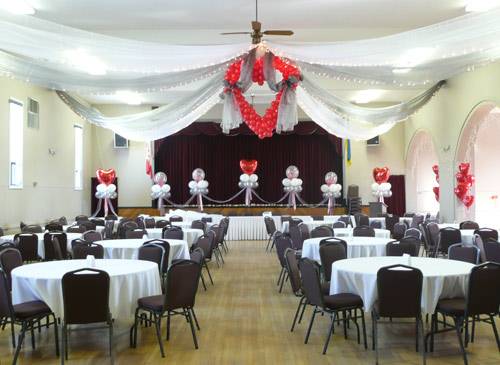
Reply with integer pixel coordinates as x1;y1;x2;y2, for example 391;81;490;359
151;185;161;193
328;185;336;193
188;181;197;189
371;182;379;191
334;184;342;192
282;178;291;187
380;182;391;191
107;184;116;193
199;180;209;188
96;183;106;192
320;184;329;193
161;184;170;193
250;174;258;182
296;178;303;186
240;174;249;182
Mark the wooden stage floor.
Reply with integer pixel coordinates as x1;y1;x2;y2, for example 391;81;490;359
1;241;499;364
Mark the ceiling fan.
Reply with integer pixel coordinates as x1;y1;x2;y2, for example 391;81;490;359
220;0;294;44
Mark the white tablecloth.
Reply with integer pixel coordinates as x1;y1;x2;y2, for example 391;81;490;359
145;228;203;246
226;216;280;240
281;216;355;232
331;257;473;314
1;232;82;259
302;236;392;261
95;238;190;265
334;228;391;239
11;259;161;322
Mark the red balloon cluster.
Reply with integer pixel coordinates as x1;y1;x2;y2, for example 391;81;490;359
223;55;301;139
373;167;390;184
240;159;258;174
252;57;265;85
96;169;116;186
432;165;440;201
454;162;475;208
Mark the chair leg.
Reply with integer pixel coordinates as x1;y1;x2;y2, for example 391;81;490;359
305;307;317;344
53;315;60;357
298;299;308;324
322;314;335;355
166;311;171;341
453;317;468;365
361;310;367;350
61;323;66;365
30;321;36;349
153;314;165;358
130;308;139;348
191;308;200;330
277;267;284;286
10;320;16;348
490;314;500;351
279;271;288;293
291;296;305;332
418;317;426;365
374;315;379;365
266;236;272;251
13;322;27;365
204;262;214;285
471;316;476;343
200;272;207;291
186;309;199;349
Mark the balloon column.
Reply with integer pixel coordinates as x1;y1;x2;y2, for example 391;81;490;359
239;160;259;206
371;167;392;203
454;162;475;208
432;165;440;201
320;172;342;215
151;172;171;215
188;168;209;211
92;169;118;217
282;165;303;210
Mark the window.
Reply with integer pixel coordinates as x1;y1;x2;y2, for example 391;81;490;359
74;125;83;190
9;99;23;188
113;133;128;148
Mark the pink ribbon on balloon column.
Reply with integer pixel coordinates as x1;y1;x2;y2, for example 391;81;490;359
197;194;204;212
289;191;297;210
104;197;109;217
245;187;253;206
327;196;334;215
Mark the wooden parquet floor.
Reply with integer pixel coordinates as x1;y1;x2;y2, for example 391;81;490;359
1;240;499;364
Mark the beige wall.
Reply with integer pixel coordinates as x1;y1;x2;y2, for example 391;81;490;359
0;77;92;232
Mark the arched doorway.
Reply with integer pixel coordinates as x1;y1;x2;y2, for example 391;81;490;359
406;130;439;215
456;102;500;226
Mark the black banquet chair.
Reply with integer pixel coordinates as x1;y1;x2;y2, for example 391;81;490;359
353;226;375;237
130;259;202;357
474;228;499;244
436;227;462;257
72;243;104;259
61;268;113;363
274;233;293;293
448;243;480;264
310;225;334;238
264;216;278;252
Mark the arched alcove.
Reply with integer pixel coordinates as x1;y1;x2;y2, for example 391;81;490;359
405;130;439;215
455;102;500;225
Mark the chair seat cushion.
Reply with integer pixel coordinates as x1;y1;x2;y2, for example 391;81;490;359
13;300;52;319
324;293;363;310
138;295;165;311
436;298;466;316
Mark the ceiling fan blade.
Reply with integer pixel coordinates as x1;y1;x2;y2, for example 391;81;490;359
251;21;261;32
263;30;294;36
220;32;252;35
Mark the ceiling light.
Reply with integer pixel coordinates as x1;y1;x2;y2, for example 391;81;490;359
392;68;412;74
0;0;35;15
465;1;500;12
115;90;143;105
352;89;385;104
63;48;107;76
394;47;435;68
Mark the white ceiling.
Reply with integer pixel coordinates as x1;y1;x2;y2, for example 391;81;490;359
25;0;473;105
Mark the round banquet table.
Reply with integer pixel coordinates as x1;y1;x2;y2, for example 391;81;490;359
302;236;392;261
282;218;354;233
94;238;190;265
11;259;161;322
0;232;82;259
333;228;390;239
145;228;203;245
331;256;474;314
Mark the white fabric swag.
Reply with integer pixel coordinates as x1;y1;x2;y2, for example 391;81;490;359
1;9;500;140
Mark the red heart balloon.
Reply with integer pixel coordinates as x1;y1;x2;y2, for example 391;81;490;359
373;167;390;184
432;165;439;176
96;169;116;186
240;160;258;175
458;162;470;175
454;183;468;200
462;195;475;208
433;186;440;202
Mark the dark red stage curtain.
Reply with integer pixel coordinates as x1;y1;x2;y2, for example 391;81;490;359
385;175;405;216
154;122;342;205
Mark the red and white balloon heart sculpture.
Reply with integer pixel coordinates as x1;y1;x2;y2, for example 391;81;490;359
371;167;392;203
282;165;303;210
238;160;259;206
188;168;209;211
454;162;475;209
320;172;342;215
151;172;171;215
432;164;440;202
93;169;118;217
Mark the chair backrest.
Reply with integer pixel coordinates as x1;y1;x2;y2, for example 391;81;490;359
82;230;103;243
474;228;499;244
144;217;156;229
90;218;105;227
264;216;277;235
274;233;293;269
22;224;43;233
126;229;146;239
0;269;14;318
284;248;301;294
62;268;110;324
370;220;382;229
58;216;68;225
75;215;89;222
80;221;97;231
459;220;480;230
299;258;325;307
134;217;145;230
438;227;462;255
67;225;86;233
376;264;423;318
0;248;22;291
201;217;212;223
138;243;165;273
354;213;369;227
169;215;183;222
483;239;500;263
448;243;480;264
220;217;230;237
104;220;114;239
332;221;346;228
466;262;500;316
0;241;16;252
71;238;90;251
191;220;206;232
353;226;375;237
310;225;334;238
385;215;400;234
288;218;302;228
105;214;118;221
419;223;431;252
403;227;422;241
119;221;139;239
280;215;291;224
426;222;440;248
142;239;170;273
289;225;303;250
338;215;352;227
43;232;66;260
193;234;214;260
319;239;347;280
72;243;104;259
163;226;184;240
16;233;39;262
209;224;224;245
45;222;63;232
51;236;64;260
410;214;424;228
190;247;205;266
155;219;170;229
392;222;406;240
165;260;201;310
